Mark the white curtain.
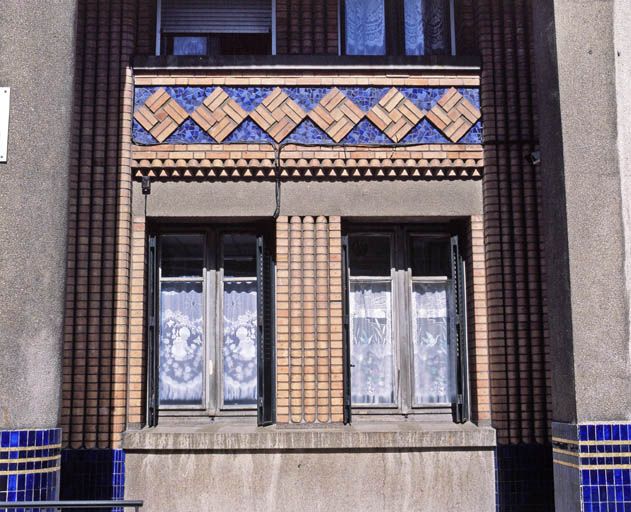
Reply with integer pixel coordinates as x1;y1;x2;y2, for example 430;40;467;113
349;281;394;404
159;282;204;405
405;0;450;55
345;0;386;55
412;282;455;404
223;281;258;405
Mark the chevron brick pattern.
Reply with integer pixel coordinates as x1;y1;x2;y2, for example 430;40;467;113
190;88;247;142
133;88;188;143
308;88;364;142
250;87;307;142
366;88;426;142
426;87;482;142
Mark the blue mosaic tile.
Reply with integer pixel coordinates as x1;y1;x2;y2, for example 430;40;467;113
340;119;392;145
285;119;333;144
337;87;390;112
223;119;273;143
399;87;449;112
400;119;450;144
223;87;275;112
282;87;330;112
459;120;483;144
165;86;214;113
133;87;154;110
459;88;480;108
164;118;215;144
132;119;157;145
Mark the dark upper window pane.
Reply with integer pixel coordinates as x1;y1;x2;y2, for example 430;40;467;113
404;0;451;56
223;233;257;278
349;235;391;276
161;234;204;278
344;0;386;55
410;237;451;277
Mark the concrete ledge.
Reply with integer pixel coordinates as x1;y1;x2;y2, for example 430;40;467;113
122;422;495;452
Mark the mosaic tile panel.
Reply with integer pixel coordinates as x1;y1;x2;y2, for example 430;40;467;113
0;428;61;512
132;85;483;145
553;422;631;512
60;449;125;512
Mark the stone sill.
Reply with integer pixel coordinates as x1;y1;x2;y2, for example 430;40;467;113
122;422;496;452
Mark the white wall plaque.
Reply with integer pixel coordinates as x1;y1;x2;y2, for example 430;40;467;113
0;88;10;163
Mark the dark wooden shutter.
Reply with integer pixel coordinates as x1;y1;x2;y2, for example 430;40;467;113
146;235;159;427
161;0;272;34
257;233;275;426
451;235;469;423
342;235;352;424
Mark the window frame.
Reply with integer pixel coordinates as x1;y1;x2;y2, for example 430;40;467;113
343;222;468;423
339;0;457;57
148;222;274;423
155;0;277;56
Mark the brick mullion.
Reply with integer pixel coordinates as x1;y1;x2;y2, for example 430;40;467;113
301;0;313;54
289;0;300;54
289;217;303;422
325;0;338;55
275;217;290;423
313;0;325;54
302;217;316;422
328;217;343;422
315;216;330;422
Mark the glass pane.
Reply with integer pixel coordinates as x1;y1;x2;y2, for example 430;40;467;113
345;0;386;56
223;233;257;278
404;0;451;56
161;234;204;278
223;280;258;406
349;234;391;276
173;36;208;56
412;282;455;404
159;282;204;406
350;281;395;404
410;237;450;277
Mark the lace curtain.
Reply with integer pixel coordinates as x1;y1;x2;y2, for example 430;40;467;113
412;282;456;404
405;0;451;55
349;281;394;404
345;0;386;56
159;282;204;405
223;281;258;405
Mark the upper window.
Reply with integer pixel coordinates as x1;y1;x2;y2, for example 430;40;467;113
146;225;275;426
343;225;468;422
342;0;454;56
158;0;273;56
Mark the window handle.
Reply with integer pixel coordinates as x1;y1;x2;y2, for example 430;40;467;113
208;359;214;376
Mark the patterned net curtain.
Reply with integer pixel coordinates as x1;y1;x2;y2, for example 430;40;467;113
344;0;386;55
405;0;451;55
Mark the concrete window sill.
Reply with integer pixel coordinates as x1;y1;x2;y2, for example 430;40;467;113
122;422;496;452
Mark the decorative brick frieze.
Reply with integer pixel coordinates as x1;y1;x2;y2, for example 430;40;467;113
308;88;364;142
134;87;188;142
366;88;425;142
190;88;248;142
250;87;307;142
426;88;482;143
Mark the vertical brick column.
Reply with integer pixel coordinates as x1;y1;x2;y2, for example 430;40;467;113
276;216;344;425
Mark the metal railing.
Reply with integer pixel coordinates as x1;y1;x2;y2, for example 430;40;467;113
0;501;142;511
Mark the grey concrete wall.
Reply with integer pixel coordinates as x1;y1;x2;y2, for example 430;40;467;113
0;2;77;429
132;179;483;218
126;448;495;512
532;0;631;424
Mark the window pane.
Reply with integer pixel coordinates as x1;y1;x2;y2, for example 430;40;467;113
223;233;257;278
159;282;204;406
405;0;451;56
345;0;386;55
412;282;455;404
173;36;207;56
349;235;391;276
410;237;451;277
161;234;204;278
350;281;395;404
223;280;258;406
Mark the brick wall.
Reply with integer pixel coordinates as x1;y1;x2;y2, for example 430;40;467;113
275;0;338;55
275;216;345;424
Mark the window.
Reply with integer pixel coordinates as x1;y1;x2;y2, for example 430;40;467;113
342;225;468;423
157;0;274;56
146;225;275;426
342;0;455;56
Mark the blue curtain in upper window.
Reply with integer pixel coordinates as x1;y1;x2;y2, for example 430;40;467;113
404;0;451;56
345;0;386;56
